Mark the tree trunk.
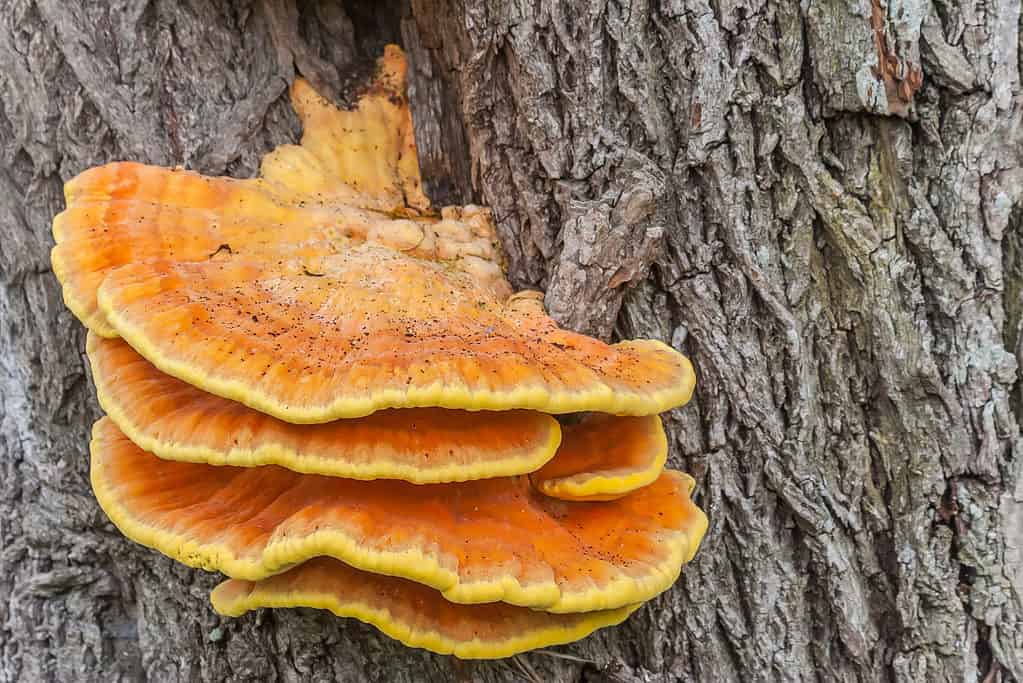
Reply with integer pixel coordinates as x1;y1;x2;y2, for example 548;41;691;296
2;0;1021;681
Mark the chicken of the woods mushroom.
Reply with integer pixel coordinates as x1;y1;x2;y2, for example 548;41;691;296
51;45;707;659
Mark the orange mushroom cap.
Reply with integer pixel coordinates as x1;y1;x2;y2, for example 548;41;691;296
87;332;561;482
51;46;509;338
94;248;695;421
91;417;707;613
211;558;639;659
530;414;667;501
52;45;695;420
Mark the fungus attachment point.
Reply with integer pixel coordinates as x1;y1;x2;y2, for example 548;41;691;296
88;333;562;482
266;44;430;213
530;414;668;501
211;558;639;659
91;417;708;613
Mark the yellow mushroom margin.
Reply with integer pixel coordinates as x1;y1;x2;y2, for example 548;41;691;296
90;418;709;613
530;414;669;502
95;251;698;423
211;558;640;659
87;333;562;483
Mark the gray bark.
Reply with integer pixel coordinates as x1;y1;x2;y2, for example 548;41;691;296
1;0;1021;681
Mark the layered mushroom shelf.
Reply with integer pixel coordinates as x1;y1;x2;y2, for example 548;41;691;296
51;45;708;659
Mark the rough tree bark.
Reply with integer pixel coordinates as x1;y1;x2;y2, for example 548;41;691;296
1;0;1021;681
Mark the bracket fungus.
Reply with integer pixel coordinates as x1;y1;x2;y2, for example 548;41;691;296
54;45;707;659
211;558;639;660
530;414;668;502
94;250;694;421
91;417;706;613
88;333;562;482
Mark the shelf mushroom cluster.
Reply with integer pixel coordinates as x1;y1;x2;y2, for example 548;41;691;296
51;46;708;659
